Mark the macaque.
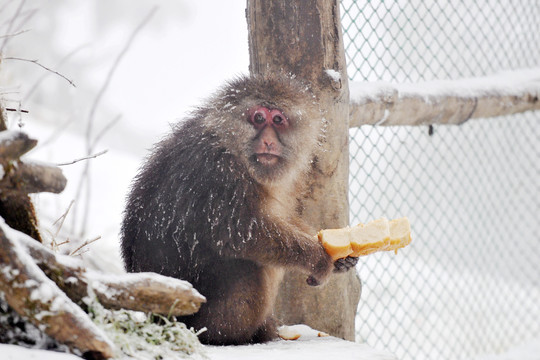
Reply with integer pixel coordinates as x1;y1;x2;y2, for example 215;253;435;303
120;73;358;345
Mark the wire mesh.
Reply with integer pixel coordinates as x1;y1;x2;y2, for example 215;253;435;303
341;1;540;359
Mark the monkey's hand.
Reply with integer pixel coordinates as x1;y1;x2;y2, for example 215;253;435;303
333;256;359;273
306;251;334;287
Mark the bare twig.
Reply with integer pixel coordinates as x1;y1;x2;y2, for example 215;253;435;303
69;236;101;257
0;29;30;39
24;44;89;102
0;0;26;52
57;149;108;166
47;200;75;252
72;7;157;237
4;57;76;87
53;200;75;227
2;8;37;42
85;7;157;146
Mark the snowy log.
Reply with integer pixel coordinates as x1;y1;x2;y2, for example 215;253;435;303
0;225;116;359
349;67;540;127
0;161;67;194
0;130;66;194
0;131;37;160
15;226;206;316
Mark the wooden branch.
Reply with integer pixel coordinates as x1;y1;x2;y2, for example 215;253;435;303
0;161;67;194
0;130;37;160
0;129;46;242
349;68;540;127
4;57;76;88
16;225;206;316
0;225;116;359
85;271;206;316
0;106;6;131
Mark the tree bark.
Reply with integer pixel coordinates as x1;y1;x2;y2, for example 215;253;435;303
247;0;361;341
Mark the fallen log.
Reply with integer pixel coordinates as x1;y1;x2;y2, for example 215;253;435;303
0;160;67;194
5;220;206;317
0;224;116;359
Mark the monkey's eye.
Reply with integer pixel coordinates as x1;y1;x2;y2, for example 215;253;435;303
269;109;288;128
253;112;265;125
272;115;284;125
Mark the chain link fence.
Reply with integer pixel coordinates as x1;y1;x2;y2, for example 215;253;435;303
341;1;540;359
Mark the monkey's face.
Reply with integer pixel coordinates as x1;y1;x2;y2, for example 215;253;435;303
202;74;322;185
247;105;290;176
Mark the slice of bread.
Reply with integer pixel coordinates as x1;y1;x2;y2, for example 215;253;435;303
350;218;391;257
387;217;412;253
316;228;353;260
317;217;411;259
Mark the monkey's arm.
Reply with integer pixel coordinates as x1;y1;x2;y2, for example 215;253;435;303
214;215;335;286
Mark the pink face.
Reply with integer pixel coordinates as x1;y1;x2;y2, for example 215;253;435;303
248;106;289;166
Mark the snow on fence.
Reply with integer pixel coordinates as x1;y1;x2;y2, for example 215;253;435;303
342;1;540;360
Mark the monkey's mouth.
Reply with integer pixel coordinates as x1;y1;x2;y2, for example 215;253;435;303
254;153;280;166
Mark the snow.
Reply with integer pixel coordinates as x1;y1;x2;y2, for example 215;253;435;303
3;334;540;360
325;69;342;82
206;336;396;360
4;331;537;360
0;130;24;143
1;344;81;360
349;67;540;104
469;337;540;360
86;270;204;302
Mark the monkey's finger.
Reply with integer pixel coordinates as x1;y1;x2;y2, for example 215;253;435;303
345;256;359;267
333;260;347;272
333;257;359;273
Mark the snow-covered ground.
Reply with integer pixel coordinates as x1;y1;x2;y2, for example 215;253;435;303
2;335;540;360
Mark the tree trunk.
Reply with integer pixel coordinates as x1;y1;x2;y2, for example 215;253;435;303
246;0;361;341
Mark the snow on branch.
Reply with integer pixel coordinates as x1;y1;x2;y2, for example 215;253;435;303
1;161;67;194
349;67;540;127
0;130;37;160
0;130;67;194
0;223;116;359
8;222;206;317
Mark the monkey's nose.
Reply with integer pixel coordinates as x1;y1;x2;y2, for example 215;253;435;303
264;140;275;150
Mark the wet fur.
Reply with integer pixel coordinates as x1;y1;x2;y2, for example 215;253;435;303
121;74;341;345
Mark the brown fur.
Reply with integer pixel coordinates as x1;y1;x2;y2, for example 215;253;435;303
120;74;356;345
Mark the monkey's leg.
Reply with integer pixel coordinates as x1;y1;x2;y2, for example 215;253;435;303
184;261;276;345
250;316;278;343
